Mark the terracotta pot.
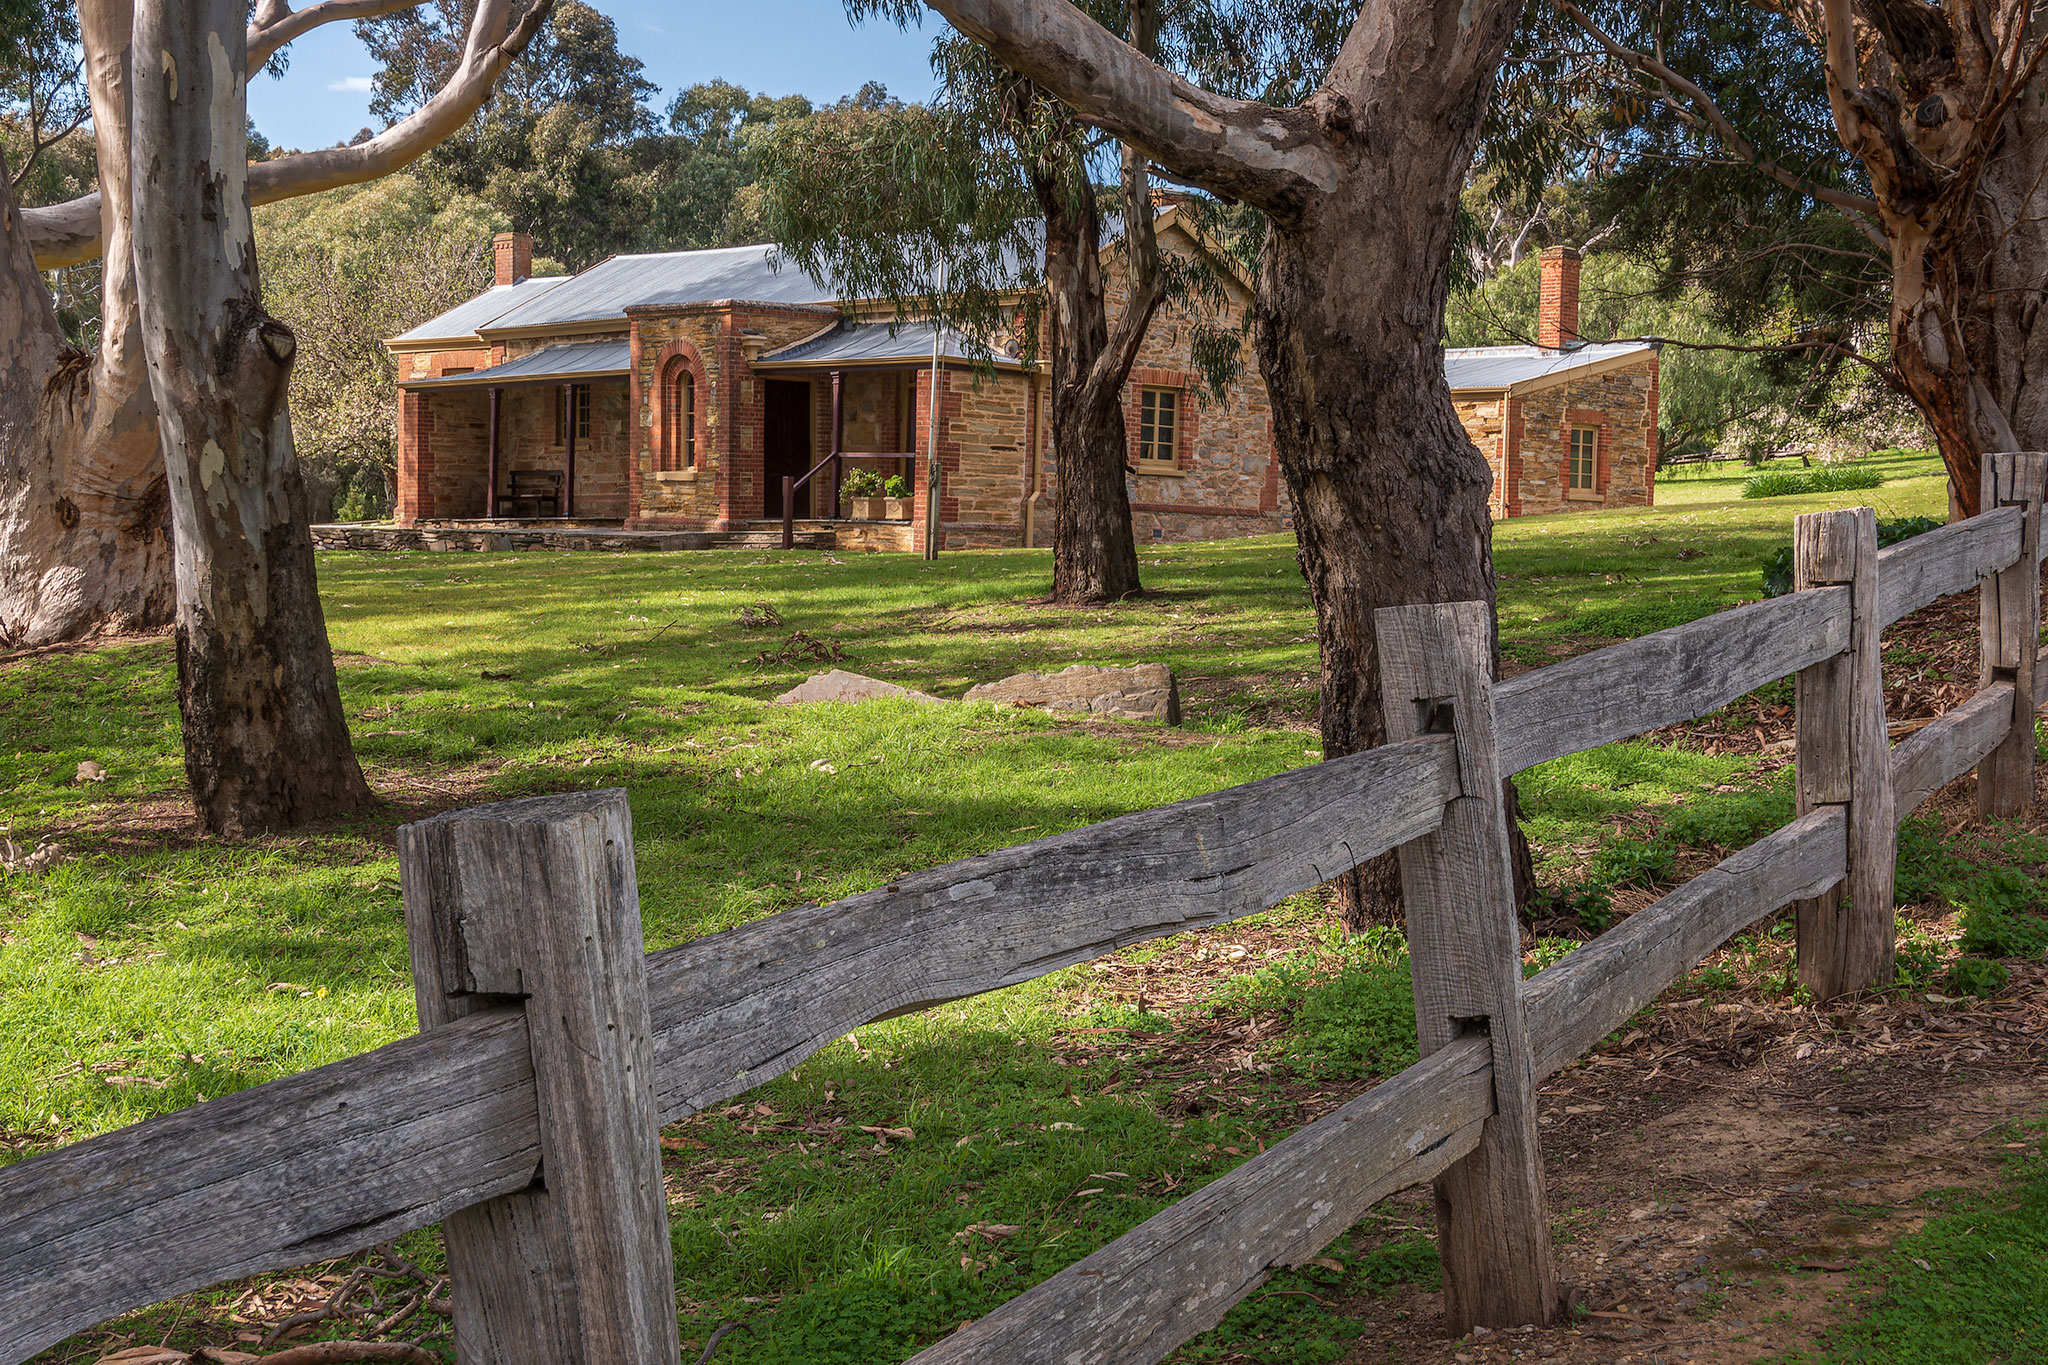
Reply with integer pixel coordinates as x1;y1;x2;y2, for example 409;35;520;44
883;497;912;521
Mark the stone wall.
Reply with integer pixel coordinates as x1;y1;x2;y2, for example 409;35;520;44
626;304;837;528
1505;357;1657;516
1451;354;1659;519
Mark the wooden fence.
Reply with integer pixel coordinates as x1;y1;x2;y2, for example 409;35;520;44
3;455;2044;1364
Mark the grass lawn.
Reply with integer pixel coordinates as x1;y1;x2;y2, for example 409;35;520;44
9;445;2033;1364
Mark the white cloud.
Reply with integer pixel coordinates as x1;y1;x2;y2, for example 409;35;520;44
327;76;374;93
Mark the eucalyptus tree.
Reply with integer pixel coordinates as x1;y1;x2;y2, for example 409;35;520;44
767;0;1229;603
1523;0;2048;514
887;0;1536;921
2;0;547;833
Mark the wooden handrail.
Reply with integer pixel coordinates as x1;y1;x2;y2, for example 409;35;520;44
782;448;843;549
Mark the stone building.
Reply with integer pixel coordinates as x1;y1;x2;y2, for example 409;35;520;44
383;230;1653;551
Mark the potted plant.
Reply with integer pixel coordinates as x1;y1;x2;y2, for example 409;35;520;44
882;473;912;521
841;467;886;520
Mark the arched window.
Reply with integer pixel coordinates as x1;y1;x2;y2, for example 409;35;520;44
664;364;697;469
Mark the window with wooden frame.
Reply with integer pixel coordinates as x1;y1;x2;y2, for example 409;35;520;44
1568;425;1599;494
554;385;591;445
1138;387;1180;467
664;365;696;469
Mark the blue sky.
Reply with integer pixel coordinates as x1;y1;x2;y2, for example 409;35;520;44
247;1;942;152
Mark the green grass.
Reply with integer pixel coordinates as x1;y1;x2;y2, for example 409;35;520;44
1742;462;1890;499
3;444;1980;1361
1493;447;1946;662
1773;1125;2048;1363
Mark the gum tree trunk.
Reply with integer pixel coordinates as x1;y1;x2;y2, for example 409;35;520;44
0;0;172;649
921;0;1537;923
131;0;371;834
1037;1;1164;606
1039;171;1145;603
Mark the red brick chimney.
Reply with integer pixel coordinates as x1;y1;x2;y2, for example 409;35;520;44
494;231;533;287
1538;245;1581;349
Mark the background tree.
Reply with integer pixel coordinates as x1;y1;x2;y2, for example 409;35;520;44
4;0;554;659
769;0;1239;602
3;0;547;836
359;0;659;269
257;175;512;521
655;81;818;248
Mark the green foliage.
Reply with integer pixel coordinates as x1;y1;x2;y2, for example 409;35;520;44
1172;1263;1366;1363
1944;957;2010;998
1741;464;1886;499
1893;929;1946;991
255;176;505;520
1952;867;2048;960
841;467;888;498
353;3;817;267
1556;593;1725;638
1529;879;1615;933
1589;837;1678;889
883;474;911;498
1663;787;1794;849
1287;946;1418;1080
1523;936;1582;978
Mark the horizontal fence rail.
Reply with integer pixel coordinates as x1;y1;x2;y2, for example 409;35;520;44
903;1037;1495;1364
1876;504;2026;627
0;1012;544;1361
1493;588;1849;776
642;734;1460;1121
2;472;2043;1364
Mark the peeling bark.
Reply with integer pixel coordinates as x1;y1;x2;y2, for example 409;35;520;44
0;0;172;650
1807;0;2048;515
131;0;371;833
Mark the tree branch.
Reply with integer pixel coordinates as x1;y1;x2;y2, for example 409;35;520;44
25;0;552;268
919;0;1338;215
1090;0;1167;400
1553;0;1887;245
247;0;425;68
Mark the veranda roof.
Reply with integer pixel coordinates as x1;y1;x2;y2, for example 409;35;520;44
752;321;1032;372
397;340;632;390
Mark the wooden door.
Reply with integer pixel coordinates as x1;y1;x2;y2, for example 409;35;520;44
763;380;813;518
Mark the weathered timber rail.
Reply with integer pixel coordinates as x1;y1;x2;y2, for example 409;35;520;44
3;457;2044;1364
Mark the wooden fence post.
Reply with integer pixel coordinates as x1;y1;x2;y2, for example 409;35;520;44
1977;452;2047;819
1791;507;1895;998
1375;601;1556;1332
397;790;681;1365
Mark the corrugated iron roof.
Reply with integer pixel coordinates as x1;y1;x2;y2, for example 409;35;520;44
1445;341;1655;393
398;340;631;389
479;245;838;332
388;276;570;345
753;321;1030;371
